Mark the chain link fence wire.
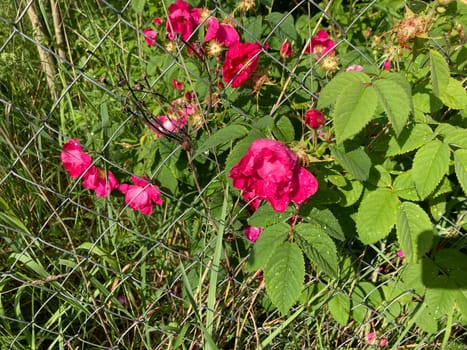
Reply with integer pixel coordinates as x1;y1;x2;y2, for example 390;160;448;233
1;0;465;349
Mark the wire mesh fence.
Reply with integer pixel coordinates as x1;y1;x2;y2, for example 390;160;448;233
1;0;466;349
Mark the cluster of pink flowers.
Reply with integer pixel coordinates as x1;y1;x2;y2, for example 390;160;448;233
150;93;199;138
143;0;262;89
229;139;318;212
60;138;163;216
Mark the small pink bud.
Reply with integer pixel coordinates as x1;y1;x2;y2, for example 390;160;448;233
379;337;388;347
143;28;157;46
367;332;376;345
383;59;391;71
280;40;293;59
305;109;326;129
397;250;404;258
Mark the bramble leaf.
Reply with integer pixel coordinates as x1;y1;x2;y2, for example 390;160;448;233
454;149;467;196
396;202;433;263
302;207;345;241
328;293;350;326
429;50;450;98
373;78;411;135
440;77;467;110
195;124;248;157
317;72;370;109
246;223;289;272
295;223;338;277
411;140;450;199
356;188;399;244
264;242;305;314
330;144;371;181
386;123;433;156
333;83;378;143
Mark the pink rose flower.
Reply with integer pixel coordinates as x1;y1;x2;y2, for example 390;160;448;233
143;28;157;46
280;40;293;59
305;30;335;57
244;226;264;243
305;109;326;129
222;42;262;88
204;17;239;47
60;138;92;178
153;17;162;26
82;166;119;197
229;139;318;212
166;0;200;41
119;176;163;216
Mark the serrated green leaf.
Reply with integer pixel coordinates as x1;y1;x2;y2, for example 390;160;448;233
273;116;295;141
429;50;450;98
304;208;345;241
295;223;338;277
195;125;248;157
334;83;378;143
328;293;350;326
440;78;467;110
248;205;295;227
368;165;392;188
356;188;399;244
412;140;450;199
317;72;371;109
330;144;371;181
337;178;364;207
132;0;146;13
425;284;456;319
454;149;467;196
386;123;433;156
264;242;304;314
396;202;433;263
373;78;411;135
265;12;297;41
436;124;467;149
416;306;438;334
246;223;289;272
394;171;421;201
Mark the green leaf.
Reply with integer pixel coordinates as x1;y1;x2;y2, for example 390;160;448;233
132;0;146;13
333;83;378;143
436;124;467;149
394;171;421;201
454;149;467;196
248;205;295;227
273;116;295;141
317;72;370;109
386;123;434;156
194;125;248;157
373;78;411;135
425;285;456;319
429;50;450;98
246;223;289;272
330;144;372;181
303;208;345;241
328;293;350;326
264;242;305;314
411;140;450;199
295;223;338;277
265;12;297;41
396;202;433;263
356;188;399;244
440;77;467;110
337;178;364;207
